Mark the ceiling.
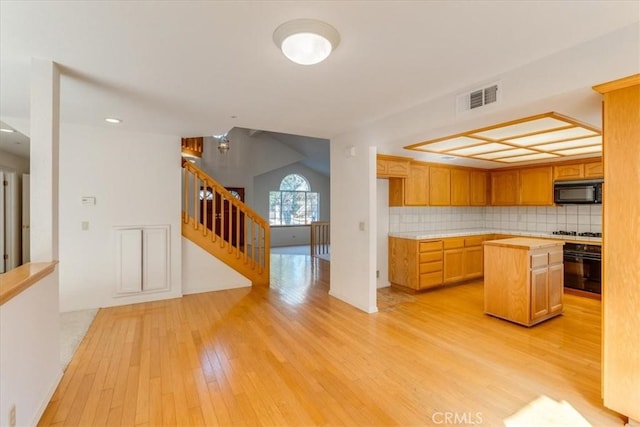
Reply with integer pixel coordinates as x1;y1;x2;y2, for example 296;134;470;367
1;1;638;164
0;120;29;158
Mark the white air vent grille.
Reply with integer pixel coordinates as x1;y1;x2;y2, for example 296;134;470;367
457;81;501;114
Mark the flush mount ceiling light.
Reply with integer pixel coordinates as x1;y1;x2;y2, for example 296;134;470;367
273;19;340;65
405;112;602;164
104;117;122;124
0;127;15;133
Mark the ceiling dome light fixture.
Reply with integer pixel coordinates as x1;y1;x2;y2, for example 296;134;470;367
273;19;340;65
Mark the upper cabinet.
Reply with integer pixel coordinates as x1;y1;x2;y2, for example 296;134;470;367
554;160;603;181
429;166;451;206
490;170;519;205
405;162;429;206
377;154;410;178
469;171;488;206
491;166;553;206
450;169;470;206
519;166;553;205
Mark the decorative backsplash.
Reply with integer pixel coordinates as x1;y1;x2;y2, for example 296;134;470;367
389;205;602;234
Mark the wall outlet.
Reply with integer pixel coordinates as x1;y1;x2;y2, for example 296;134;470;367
81;221;89;231
9;404;16;427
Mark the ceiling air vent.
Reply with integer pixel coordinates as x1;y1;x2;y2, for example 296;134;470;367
457;81;501;114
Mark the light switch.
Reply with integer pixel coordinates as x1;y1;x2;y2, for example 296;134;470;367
81;196;96;206
81;221;89;231
359;221;366;231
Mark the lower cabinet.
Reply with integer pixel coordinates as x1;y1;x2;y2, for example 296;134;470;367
115;225;170;294
484;238;564;326
390;235;488;291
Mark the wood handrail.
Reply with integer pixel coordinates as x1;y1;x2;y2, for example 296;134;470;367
181;159;270;285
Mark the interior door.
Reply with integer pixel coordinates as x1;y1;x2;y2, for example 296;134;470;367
0;171;4;273
200;187;244;247
22;174;30;263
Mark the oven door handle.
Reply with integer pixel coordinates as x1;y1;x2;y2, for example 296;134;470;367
564;254;601;262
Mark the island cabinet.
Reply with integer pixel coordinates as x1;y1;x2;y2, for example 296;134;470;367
389;237;443;290
483;238;564;327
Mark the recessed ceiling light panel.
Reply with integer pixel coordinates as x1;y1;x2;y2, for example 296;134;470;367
418;136;484;152
497;153;559;163
472;117;568;140
475;148;535;159
449;142;513;156
273;19;340;65
553;146;603;156
531;136;602;151
506;127;597;146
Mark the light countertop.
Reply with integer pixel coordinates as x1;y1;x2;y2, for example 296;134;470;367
388;229;602;244
483;237;564;250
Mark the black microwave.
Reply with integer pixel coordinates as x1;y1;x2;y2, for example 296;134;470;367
554;180;603;204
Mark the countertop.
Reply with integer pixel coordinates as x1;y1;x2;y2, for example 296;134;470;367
483;237;564;250
388;229;602;244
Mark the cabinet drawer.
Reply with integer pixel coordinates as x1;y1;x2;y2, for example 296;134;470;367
549;250;563;265
420;251;443;263
464;236;485;247
420;271;443;288
443;238;464;249
531;253;548;269
420;261;443;274
419;241;443;252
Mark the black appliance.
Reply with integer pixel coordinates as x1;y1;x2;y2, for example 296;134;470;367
554;179;603;204
563;242;601;294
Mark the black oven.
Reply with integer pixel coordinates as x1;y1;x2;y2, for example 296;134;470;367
563;243;601;294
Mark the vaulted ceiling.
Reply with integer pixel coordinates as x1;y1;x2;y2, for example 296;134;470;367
1;1;638;148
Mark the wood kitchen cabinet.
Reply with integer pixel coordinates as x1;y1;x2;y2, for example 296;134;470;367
376;154;410;178
450;169;470;206
519;166;553;205
594;74;640;421
484;238;564;326
405;162;429;206
389;237;442;290
490;170;519;205
469;170;488;205
443;238;465;283
429;166;451;206
553;160;603;181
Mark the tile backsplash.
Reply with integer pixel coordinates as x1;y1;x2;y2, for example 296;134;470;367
389;205;602;234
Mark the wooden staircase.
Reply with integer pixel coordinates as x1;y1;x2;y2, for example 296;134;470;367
181;159;270;285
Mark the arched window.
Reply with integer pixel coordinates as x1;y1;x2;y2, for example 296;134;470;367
269;174;319;225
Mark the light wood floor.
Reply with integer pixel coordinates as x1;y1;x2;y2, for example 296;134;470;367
40;254;624;426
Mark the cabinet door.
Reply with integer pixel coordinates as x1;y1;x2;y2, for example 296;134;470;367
443;249;464;283
490;170;519;205
115;229;142;294
463;246;483;279
405;163;429;206
530;267;549;321
584;161;603;178
142;227;169;291
429;166;451;206
469;171;488;206
388;178;404;206
519;166;553;206
554;164;584;181
548;263;564;314
450;169;470;206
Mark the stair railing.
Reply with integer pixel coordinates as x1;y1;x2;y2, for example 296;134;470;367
310;221;330;258
181;159;270;285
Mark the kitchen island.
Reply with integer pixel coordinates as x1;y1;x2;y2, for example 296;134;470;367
483;238;564;327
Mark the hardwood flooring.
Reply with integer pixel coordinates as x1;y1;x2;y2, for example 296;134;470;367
40;254;624;426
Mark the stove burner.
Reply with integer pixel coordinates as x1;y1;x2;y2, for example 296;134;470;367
552;230;577;236
578;232;602;238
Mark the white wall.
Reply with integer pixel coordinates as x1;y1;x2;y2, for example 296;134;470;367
329;24;639;312
182;238;250;294
254;162;330;247
0;268;61;427
58;124;182;312
0;149;29;175
201;128;304;208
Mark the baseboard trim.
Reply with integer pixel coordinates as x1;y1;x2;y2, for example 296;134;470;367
31;368;63;426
